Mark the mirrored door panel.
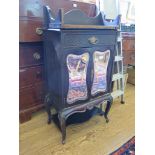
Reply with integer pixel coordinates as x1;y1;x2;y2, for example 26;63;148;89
67;53;89;104
91;50;110;96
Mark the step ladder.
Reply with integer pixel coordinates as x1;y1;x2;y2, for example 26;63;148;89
111;28;125;104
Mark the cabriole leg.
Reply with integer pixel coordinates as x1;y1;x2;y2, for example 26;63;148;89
104;97;113;123
44;93;52;124
58;112;66;144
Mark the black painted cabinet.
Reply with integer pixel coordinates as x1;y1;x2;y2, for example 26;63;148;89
43;6;118;144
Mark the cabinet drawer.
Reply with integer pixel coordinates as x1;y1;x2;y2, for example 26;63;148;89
19;65;44;88
19;43;44;67
19;18;43;42
19;82;45;110
63;33;116;48
122;39;135;51
123;52;135;65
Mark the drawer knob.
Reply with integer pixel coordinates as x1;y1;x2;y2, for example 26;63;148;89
33;52;40;60
36;27;43;35
36;71;42;78
130;55;135;60
88;36;98;45
19;69;26;73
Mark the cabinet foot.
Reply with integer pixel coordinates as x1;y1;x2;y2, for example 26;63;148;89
105;116;109;123
58;112;66;144
44;93;53;124
104;96;113;123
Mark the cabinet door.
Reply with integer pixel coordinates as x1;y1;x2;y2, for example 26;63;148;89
66;52;90;104
61;48;91;107
91;47;114;96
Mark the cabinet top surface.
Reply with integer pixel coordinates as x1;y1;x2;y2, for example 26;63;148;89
43;6;120;30
51;24;118;30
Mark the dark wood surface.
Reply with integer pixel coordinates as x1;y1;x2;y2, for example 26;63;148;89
123;52;135;66
122;33;135;66
122;38;135;51
19;43;44;68
20;65;44;88
19;17;43;42
19;42;45;123
61;24;118;29
19;104;44;123
19;82;45;110
19;81;45;123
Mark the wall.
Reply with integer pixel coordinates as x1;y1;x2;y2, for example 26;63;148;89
104;0;119;19
102;0;119;19
98;0;135;23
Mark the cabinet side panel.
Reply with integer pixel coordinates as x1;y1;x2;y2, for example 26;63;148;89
43;31;62;110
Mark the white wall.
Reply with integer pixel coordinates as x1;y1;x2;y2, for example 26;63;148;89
96;0;119;19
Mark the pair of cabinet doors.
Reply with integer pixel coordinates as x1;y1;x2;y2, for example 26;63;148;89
62;46;114;105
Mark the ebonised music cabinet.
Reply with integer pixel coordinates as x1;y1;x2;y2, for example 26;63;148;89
43;6;119;144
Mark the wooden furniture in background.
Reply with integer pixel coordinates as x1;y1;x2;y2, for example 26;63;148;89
19;42;45;123
19;0;96;123
127;66;135;85
122;32;135;85
122;32;135;66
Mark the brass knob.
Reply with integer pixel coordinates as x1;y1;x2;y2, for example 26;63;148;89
33;52;40;60
19;69;26;73
36;71;41;75
36;27;43;35
130;55;135;60
88;36;98;45
36;71;42;78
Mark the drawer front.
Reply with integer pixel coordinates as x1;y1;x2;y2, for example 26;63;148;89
122;39;135;51
19;82;45;110
19;43;43;67
19;18;43;42
63;34;116;48
123;52;135;65
19;65;44;88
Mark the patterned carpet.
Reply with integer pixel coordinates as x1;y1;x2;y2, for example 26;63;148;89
110;137;135;155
